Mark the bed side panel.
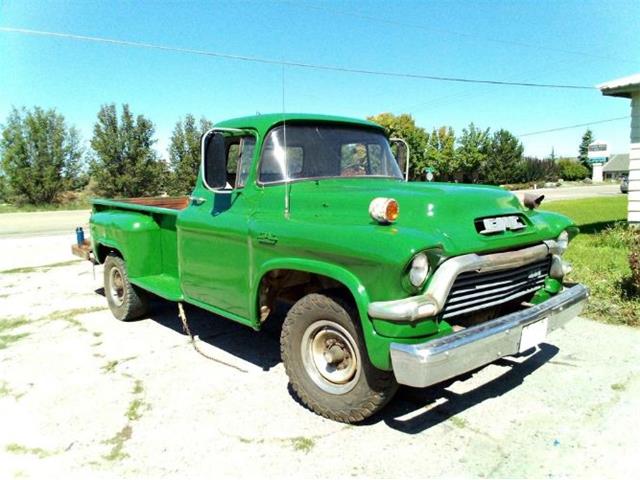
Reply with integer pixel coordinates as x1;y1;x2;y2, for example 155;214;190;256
90;209;162;278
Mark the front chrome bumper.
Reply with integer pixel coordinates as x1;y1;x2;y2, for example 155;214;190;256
389;284;589;388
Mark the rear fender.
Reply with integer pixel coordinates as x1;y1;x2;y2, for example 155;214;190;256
90;210;162;277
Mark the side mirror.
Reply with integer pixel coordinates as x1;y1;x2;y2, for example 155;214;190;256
202;131;228;190
523;193;545;209
201;127;249;191
390;138;410;181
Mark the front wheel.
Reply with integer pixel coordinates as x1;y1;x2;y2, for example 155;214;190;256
103;254;148;321
280;293;397;423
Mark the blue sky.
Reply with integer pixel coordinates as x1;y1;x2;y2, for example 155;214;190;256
1;0;638;158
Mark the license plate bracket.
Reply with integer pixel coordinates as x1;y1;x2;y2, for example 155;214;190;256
519;318;548;353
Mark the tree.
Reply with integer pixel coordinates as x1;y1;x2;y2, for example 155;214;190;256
456;123;490;183
482;129;524;185
578;129;593;168
0;106;84;204
90;104;165;198
558;158;589;181
425;126;457;181
367;113;429;180
0;171;7;202
518;157;560;183
167;114;213;195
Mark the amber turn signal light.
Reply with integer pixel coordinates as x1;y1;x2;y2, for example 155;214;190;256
369;197;399;224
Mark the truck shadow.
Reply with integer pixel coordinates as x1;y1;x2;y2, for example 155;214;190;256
98;290;559;432
371;343;559;434
138;296;284;372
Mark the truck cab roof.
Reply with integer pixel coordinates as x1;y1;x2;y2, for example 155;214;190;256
214;113;384;134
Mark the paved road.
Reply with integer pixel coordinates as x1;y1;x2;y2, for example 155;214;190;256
0;209;90;237
515;183;621;201
0;234;638;479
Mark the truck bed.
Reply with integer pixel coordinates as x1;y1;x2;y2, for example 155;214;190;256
92;196;189;213
84;196;188;302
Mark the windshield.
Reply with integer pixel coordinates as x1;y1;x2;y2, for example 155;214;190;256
259;124;403;184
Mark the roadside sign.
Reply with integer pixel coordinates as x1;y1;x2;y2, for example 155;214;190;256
425;167;434;182
588;140;609;165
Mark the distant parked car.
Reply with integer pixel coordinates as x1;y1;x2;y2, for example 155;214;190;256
621;176;629;193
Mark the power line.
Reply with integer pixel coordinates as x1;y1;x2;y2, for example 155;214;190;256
518;117;628;137
0;27;596;90
283;1;636;64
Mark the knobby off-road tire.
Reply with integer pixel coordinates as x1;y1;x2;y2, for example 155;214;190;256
103;254;149;321
281;293;398;423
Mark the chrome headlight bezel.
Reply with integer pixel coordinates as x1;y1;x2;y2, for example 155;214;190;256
556;230;569;255
408;252;430;288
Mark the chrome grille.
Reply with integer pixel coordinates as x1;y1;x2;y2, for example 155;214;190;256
441;256;551;319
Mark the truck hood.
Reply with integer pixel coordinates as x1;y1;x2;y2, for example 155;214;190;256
289;178;571;256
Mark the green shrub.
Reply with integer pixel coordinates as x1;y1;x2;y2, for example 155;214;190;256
600;223;638;249
630;230;640;292
517;157;560;183
558;159;589;181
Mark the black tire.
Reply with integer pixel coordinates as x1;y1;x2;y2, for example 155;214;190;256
103;253;148;321
281;293;397;423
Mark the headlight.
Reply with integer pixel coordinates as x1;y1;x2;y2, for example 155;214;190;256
556;230;569;255
369;197;399;224
409;253;429;287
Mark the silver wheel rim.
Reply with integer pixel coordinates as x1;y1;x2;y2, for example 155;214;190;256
301;320;361;395
108;267;125;307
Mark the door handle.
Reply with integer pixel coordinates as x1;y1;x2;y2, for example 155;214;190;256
189;196;206;206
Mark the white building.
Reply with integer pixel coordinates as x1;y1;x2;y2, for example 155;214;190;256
598;74;640;224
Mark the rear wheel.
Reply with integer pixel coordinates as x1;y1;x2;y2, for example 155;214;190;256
103;254;148;321
281;293;397;423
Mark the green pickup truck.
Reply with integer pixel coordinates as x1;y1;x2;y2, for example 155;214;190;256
75;113;588;423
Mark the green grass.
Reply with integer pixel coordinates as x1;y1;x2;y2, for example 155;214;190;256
450;416;469;429
0;200;90;214
103;425;132;461
0;381;13;397
126;398;148;421
541;196;628;233
132;379;144;395
5;443;55;459
290;436;315;453
541;196;639;326
0;317;30;349
101;360;119;374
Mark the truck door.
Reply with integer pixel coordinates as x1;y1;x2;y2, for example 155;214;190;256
177;129;256;322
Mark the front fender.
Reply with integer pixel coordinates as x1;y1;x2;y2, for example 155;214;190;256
254;257;398;370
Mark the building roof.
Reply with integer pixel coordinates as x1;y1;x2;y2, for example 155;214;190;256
598;73;640;98
214;113;383;133
603;153;630;172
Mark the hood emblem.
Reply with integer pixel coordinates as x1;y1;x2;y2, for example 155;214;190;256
478;215;526;234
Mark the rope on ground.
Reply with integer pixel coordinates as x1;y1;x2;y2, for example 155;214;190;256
178;302;248;373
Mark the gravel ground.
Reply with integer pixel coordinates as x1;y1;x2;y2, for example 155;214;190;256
1;234;639;479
